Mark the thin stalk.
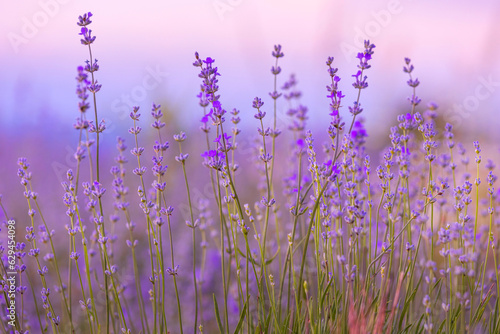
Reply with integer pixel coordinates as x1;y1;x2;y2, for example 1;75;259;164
178;141;199;333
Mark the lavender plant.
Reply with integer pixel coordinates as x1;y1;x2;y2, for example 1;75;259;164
1;11;500;334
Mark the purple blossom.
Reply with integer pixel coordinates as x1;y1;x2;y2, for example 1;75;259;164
77;12;93;26
79;27;96;45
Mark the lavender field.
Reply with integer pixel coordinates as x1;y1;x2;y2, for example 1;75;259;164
2;2;500;334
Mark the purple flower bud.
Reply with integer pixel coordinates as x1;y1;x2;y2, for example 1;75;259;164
175;153;189;163
272;45;284;58
252;97;264;109
173;132;187;142
79;27;96;45
77;12;93;26
38;266;49;276
167;265;180;276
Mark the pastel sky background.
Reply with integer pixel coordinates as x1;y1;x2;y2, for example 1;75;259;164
1;0;500;151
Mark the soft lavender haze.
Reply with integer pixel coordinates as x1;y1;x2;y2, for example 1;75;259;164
2;0;500;133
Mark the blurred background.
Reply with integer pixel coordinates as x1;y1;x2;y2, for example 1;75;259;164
1;1;500;330
1;0;499;218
